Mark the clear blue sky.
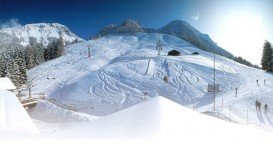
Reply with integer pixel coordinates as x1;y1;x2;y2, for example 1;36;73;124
1;0;204;39
1;0;273;65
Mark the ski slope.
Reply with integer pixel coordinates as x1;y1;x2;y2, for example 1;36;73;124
28;33;273;131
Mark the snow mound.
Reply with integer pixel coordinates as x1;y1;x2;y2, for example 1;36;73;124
0;77;16;90
29;100;98;123
51;96;273;143
2;96;273;144
0;89;39;133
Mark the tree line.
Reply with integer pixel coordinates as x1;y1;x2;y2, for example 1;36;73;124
233;56;260;69
261;40;273;72
0;37;64;87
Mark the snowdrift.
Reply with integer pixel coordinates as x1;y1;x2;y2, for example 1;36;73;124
0;89;39;134
1;96;273;144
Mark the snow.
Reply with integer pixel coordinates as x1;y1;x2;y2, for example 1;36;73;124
51;96;273;143
29;100;98;123
27;32;273;133
1;96;273;144
0;23;84;46
0;77;16;90
0;89;39;133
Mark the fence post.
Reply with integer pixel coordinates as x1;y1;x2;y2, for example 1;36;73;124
229;105;231;122
247;108;249;125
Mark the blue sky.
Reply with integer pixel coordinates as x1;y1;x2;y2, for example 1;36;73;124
1;0;203;39
1;0;273;65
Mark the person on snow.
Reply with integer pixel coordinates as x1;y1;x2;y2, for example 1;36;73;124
256;79;259;85
258;101;261;111
264;103;268;113
235;87;238;97
255;100;259;110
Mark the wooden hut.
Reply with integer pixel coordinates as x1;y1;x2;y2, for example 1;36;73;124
168;50;181;56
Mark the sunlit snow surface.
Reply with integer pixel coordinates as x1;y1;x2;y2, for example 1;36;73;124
1;96;273;144
0;89;39;133
26;33;273;132
0;23;83;46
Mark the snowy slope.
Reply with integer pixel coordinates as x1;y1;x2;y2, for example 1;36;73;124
28;33;273;131
0;89;39;133
51;96;273;144
1;96;273;144
95;19;233;58
0;23;84;46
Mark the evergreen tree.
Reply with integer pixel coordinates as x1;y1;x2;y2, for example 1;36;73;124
44;48;51;61
44;37;64;61
15;49;27;86
261;41;273;72
25;45;37;69
36;42;45;64
56;37;64;57
6;58;19;86
0;52;7;77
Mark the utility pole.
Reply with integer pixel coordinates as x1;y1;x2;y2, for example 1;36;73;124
28;84;32;98
213;52;216;112
247;108;249;125
156;40;162;56
87;44;91;57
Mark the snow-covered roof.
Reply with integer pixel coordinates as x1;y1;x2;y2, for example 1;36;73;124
0;77;16;90
0;89;39;133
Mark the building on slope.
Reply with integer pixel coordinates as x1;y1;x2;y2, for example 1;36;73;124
168;50;181;56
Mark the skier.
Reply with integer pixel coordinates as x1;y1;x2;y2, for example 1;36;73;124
264;103;268;113
258;101;261;111
256;79;259;85
264;79;266;85
235;87;238;97
255;100;259;110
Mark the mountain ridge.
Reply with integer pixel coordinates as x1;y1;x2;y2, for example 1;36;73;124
93;19;233;58
0;23;84;47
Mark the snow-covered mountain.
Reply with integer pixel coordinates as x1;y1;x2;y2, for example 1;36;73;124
0;23;84;46
158;20;233;57
94;20;233;58
28;33;273;132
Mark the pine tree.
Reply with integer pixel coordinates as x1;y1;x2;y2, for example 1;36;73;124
261;41;273;72
25;45;36;69
44;48;50;61
56;37;64;57
6;58;18;86
45;38;63;60
16;49;27;86
36;42;45;64
0;52;7;77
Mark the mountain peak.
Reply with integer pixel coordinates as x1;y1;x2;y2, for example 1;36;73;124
0;23;84;46
94;19;233;58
